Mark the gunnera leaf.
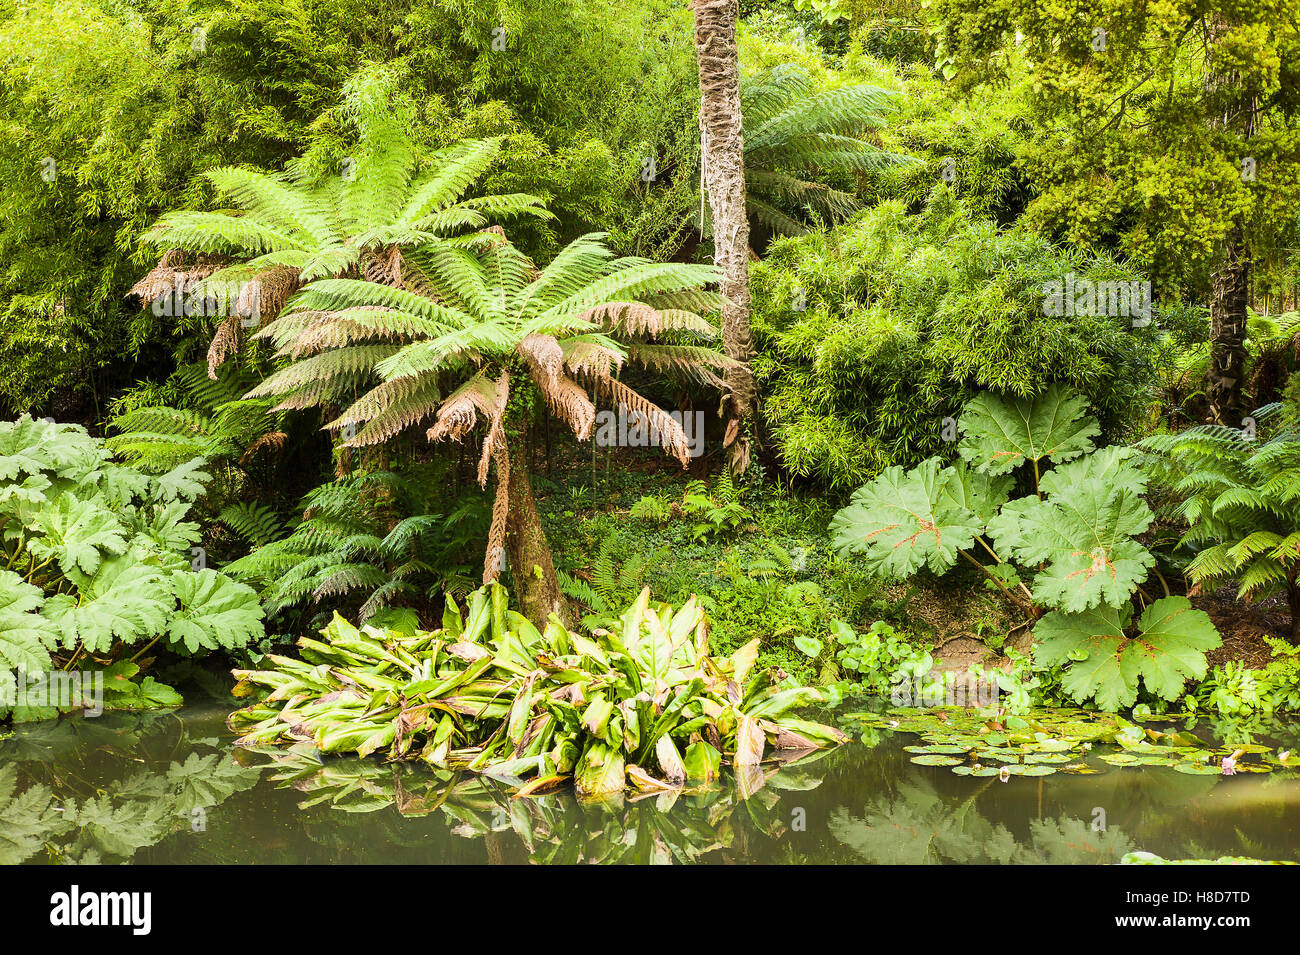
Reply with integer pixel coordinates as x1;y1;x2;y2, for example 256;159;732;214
938;459;1013;528
166;569;264;654
26;497;129;579
830;459;985;577
989;479;1155;612
1034;597;1221;710
0;570;55;676
957;385;1100;476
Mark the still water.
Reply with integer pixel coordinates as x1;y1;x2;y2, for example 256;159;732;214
4;701;1299;864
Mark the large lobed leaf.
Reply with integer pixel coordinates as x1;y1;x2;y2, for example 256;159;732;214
40;558;173;654
167;570;265;654
830;459;1006;577
0;570;55;676
1034;597;1220;709
989;463;1155;612
958;384;1100;476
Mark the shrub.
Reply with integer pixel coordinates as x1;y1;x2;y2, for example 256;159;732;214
830;388;1222;710
229;583;848;797
751;193;1171;490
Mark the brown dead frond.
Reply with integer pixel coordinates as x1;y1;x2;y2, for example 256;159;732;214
364;246;405;287
427;373;499;444
207;315;241;379
562;339;624;379
517;333;564;382
577;301;664;337
589;376;691;466
128;250;226;304
240;431;288;463
244;264;301;321
624;343;737;390
475;372;510;488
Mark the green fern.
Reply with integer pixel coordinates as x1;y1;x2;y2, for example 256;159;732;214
1141;403;1300;637
222;463;485;628
724;63;917;238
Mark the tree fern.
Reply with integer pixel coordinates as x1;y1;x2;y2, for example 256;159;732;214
1141;403;1300;636
718;63;917;239
131;67;549;378
246;227;733;588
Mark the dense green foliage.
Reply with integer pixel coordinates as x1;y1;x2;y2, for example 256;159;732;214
1143;403;1300;636
3;0;1299;752
751;195;1177;489
831;388;1222;709
222;464;488;631
932;0;1300;299
230;583;847;796
0;0;703;416
0;415;264;720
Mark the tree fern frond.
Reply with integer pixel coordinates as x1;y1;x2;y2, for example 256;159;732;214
143;211;301;256
218;502;286;547
397;138;505;226
334;376;443;448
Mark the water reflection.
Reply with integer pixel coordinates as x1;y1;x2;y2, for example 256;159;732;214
2;703;1298;864
0;707;261;864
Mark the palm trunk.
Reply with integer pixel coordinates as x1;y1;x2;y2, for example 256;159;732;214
503;433;570;628
692;0;755;471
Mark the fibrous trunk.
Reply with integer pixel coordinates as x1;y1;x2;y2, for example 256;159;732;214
1207;223;1252;426
488;432;570;628
1288;574;1300;641
692;0;755;470
1204;14;1257;427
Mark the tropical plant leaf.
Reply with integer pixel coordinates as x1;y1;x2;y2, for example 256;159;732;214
989;480;1155;612
1034;597;1220;709
830;458;985;576
26;497;129;579
958;385;1100;476
40;558;172;654
937;459;1013;528
0;570;55;675
166;569;265;654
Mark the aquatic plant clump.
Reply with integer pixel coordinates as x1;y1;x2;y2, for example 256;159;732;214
847;706;1298;779
228;584;849;798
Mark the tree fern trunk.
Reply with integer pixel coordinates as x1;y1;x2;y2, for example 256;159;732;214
1288;572;1299;641
1207;223;1252;426
504;432;571;628
692;0;755;471
1204;14;1257;427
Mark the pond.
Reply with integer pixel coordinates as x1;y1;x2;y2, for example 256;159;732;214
4;701;1299;865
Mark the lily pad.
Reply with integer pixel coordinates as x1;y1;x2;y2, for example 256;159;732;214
909;754;964;767
1172;762;1223;775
